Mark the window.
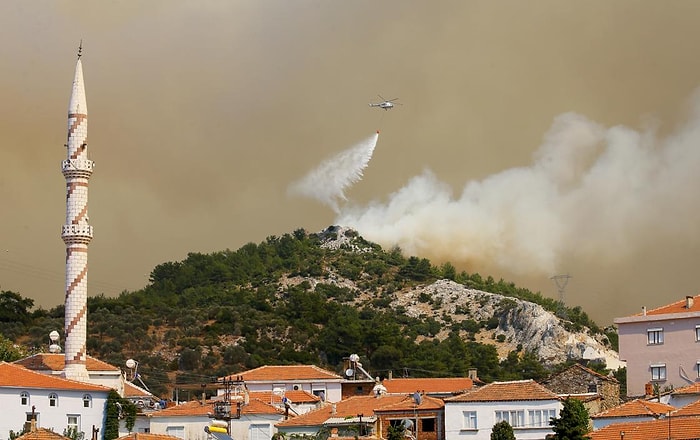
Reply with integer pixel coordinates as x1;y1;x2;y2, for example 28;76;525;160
528;409;557;427
587;383;598;393
67;415;80;432
312;388;327;401
696;362;700;378
82;394;92;408
462;411;477;429
20;392;29;406
647;328;664;345
48;393;58;407
421;418;435;432
696;325;700;341
651;364;667;381
495;410;525;427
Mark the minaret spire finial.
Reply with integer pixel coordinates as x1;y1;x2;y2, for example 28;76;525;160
77;40;83;59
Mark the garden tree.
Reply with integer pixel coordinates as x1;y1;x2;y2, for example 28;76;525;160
490;421;515;440
0;334;26;361
549;398;590;440
387;424;406;440
104;390;136;440
0;291;34;323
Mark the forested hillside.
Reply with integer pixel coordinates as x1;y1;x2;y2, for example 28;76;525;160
0;226;617;398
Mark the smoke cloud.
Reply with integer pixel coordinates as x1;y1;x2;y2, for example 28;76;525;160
335;98;700;278
288;132;380;213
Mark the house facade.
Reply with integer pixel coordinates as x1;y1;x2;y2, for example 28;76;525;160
0;362;111;440
147;398;285;440
374;394;445;440
541;363;620;413
220;365;344;403
444;380;561;440
614;294;700;397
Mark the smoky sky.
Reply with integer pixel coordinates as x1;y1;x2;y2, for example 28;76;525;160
2;1;700;325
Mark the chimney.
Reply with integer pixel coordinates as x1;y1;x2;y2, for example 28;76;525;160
642;306;647;316
331;403;336;415
388;370;393;380
687;296;694;309
467;368;478;380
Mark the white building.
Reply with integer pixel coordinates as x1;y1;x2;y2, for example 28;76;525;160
219;365;344;403
444;380;561;440
0;362;111;440
147;398;285;440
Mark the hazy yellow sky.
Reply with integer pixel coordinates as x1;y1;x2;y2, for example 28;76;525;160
2;1;700;325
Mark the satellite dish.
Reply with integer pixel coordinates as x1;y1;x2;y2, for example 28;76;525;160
126;359;136;369
402;419;414;430
345;368;355;377
49;331;60;342
412;392;422;405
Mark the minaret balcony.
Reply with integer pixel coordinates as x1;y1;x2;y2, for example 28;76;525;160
62;159;94;179
62;224;94;244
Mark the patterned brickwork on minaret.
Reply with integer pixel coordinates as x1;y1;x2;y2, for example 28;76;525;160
61;48;94;381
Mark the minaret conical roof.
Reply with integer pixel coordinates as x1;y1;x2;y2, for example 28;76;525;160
68;58;87;115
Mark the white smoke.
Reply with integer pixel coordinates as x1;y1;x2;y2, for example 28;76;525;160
336;101;700;276
288;132;380;212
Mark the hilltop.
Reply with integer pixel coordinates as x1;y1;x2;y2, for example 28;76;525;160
1;226;621;398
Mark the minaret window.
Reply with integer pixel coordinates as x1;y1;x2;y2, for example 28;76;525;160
49;393;58;407
20;391;29;406
83;394;92;408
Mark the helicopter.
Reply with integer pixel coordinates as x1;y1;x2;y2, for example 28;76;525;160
369;95;401;110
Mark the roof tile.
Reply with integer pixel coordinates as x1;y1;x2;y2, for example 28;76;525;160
445;380;559;402
381;378;473;395
592;399;674;419
0;362;110;392
589;416;700;440
224;365;342;382
15;353;120;372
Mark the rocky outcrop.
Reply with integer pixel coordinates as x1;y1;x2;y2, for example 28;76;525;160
391;279;623;369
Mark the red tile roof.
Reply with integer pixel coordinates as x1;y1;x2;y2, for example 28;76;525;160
592;399;674;419
672;382;700;395
277;395;408;427
630;295;700;317
673;399;700;417
381;377;473;395
224;365;342;382
124;381;154;398
17;428;70;440
588;416;700;440
250;390;320;404
374;394;444;412
0;362;111;392
150;398;283;417
15;353;120;371
445;380;559;402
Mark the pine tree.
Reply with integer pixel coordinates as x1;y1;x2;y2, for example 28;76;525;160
490;420;515;440
549;398;590;439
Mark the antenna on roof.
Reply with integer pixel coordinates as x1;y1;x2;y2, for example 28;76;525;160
48;331;61;353
126;359;150;391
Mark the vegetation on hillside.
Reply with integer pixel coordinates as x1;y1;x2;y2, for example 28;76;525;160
0;227;611;398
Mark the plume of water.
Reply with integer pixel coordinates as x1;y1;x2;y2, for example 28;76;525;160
288;132;380;212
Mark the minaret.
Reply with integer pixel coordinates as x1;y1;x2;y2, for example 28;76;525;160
62;43;94;381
